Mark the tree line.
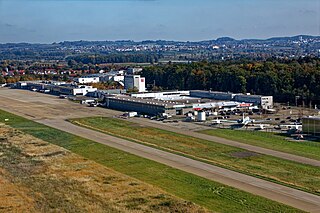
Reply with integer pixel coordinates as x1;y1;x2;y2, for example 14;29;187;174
141;57;320;105
67;53;160;64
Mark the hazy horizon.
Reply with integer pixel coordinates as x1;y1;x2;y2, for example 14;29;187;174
0;0;319;43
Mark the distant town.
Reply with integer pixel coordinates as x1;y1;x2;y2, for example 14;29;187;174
1;35;319;61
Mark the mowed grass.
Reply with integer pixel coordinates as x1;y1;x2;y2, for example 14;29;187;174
0;110;303;213
199;129;320;161
70;117;320;195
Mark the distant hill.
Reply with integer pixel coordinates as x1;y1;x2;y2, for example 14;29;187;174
0;35;319;61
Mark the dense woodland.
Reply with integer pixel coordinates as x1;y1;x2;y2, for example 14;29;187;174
67;53;160;64
141;57;320;104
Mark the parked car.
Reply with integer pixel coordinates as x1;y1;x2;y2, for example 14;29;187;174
274;125;281;130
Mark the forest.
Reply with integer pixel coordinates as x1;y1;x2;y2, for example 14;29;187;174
141;57;320;104
67;53;160;64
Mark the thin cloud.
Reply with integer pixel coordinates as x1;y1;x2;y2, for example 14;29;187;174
4;23;14;27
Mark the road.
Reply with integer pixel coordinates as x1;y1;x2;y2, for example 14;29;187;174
1;88;320;212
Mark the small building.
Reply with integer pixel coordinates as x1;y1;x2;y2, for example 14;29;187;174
74;75;100;84
302;116;320;136
127;68;143;75
52;85;97;96
98;71;125;83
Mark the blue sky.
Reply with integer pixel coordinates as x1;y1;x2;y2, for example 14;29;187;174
0;0;319;43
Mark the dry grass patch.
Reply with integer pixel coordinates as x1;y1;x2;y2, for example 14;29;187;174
0;169;36;213
0;125;208;213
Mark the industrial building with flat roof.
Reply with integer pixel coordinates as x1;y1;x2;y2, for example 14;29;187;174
105;95;192;115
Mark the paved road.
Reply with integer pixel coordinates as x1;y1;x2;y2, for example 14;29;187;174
1;88;320;212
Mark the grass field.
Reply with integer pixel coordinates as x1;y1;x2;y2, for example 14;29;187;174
0;109;302;212
0;126;207;213
199;129;320;160
69;117;320;195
